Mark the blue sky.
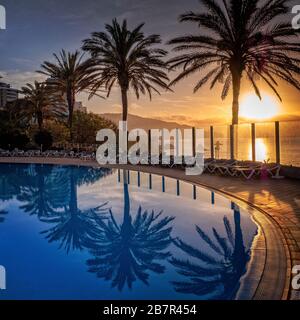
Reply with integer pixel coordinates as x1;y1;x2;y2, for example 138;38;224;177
0;0;300;124
0;0;198;71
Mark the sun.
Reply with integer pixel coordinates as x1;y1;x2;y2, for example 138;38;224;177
240;93;280;120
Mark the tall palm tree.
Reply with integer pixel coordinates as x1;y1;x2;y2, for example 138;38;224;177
82;19;170;122
39;50;98;138
168;0;300;124
86;171;174;291
21;81;64;131
3;99;32;131
169;207;252;299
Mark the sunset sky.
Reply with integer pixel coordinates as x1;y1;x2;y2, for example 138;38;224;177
1;0;300;125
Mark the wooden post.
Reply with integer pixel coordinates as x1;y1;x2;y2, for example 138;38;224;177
148;129;151;164
230;125;234;160
211;192;215;205
210;126;214;159
192;127;196;157
275;121;281;164
137;171;141;187
193;185;197;200
251;123;256;162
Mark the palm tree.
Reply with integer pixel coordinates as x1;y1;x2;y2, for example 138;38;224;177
82;19;170;122
86;171;174;290
21;81;64;131
3;99;32;131
39;50;98;138
168;0;300;124
169;207;252;299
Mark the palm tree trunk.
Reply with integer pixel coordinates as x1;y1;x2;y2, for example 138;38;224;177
121;87;128;122
231;72;242;125
67;89;75;141
37;111;43;131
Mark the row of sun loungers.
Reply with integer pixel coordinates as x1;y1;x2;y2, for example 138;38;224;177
0;149;284;179
204;159;283;179
137;155;283;180
0;149;96;161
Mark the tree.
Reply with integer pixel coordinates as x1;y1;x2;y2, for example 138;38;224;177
39;50;98;139
21;81;64;131
168;0;300;124
34;130;53;151
82;19;170;122
44;120;69;146
71;111;117;144
4;99;32;129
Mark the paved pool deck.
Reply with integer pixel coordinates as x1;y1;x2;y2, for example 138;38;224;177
1;157;300;300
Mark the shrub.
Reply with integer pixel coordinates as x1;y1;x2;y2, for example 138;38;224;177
71;111;117;144
44;120;69;145
13;133;30;150
34;130;53;151
0;131;29;150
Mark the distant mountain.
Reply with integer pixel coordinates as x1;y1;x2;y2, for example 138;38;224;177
101;113;190;130
239;114;300;124
101;113;300;131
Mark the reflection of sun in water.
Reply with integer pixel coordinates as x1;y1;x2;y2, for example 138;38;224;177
240;94;280;120
248;138;268;162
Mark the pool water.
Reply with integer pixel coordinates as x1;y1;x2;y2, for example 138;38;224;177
0;164;258;300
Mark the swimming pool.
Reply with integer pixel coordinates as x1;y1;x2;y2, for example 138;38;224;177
0;164;259;300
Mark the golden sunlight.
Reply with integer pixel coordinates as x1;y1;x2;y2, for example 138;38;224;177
248;138;268;162
240;93;280;120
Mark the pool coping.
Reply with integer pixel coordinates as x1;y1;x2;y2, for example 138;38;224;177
0;157;291;300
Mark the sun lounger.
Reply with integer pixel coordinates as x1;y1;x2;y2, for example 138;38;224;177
204;159;217;173
230;163;283;180
213;160;238;175
206;159;235;174
231;164;262;179
264;163;284;179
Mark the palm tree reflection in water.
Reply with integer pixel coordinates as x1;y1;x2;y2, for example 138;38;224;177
170;204;251;300
18;165;58;219
41;166;111;253
0;210;7;223
86;171;175;291
0;165;258;298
